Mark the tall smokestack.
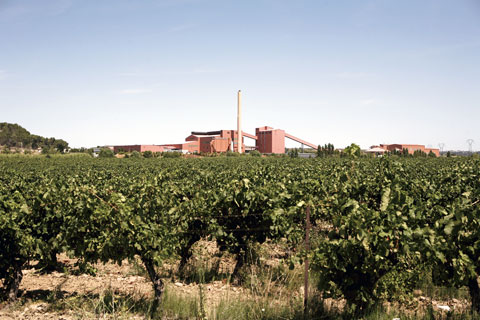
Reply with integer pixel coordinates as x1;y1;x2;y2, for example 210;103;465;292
237;90;242;153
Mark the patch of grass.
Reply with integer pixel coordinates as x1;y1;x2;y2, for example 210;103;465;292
212;294;336;320
361;306;480;320
7;284;480;320
213;298;480;320
158;288;200;319
10;286;201;319
178;253;233;284
213;298;299;320
126;258;148;277
181;263;232;285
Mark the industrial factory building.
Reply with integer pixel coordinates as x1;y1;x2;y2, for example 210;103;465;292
112;91;320;155
372;144;440;156
110;91;444;157
114;91;315;154
113;126;318;155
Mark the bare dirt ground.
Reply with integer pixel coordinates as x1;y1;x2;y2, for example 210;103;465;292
0;261;251;319
0;241;473;319
0;242;257;320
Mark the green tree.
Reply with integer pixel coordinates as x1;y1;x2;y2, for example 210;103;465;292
413;149;427;157
0;123;69;151
130;150;141;158
41;146;55;155
143;150;153;158
317;145;322;158
317;143;335;158
343;143;361;158
99;148;114;158
54;140;69;153
288;148;298;158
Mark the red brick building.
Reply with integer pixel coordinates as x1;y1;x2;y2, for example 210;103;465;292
376;144;440;156
255;126;285;154
112;126;318;154
186;130;250;153
113;145;165;153
158;141;199;153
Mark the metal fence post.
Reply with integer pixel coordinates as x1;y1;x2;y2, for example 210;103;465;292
304;205;311;319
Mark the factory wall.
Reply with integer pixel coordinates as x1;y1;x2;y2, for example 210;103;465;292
160;141;199;153
113;145;165;153
256;127;285;153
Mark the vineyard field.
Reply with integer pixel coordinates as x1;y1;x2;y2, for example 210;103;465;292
1;156;479;319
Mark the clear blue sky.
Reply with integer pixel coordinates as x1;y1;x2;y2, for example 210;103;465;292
1;0;479;150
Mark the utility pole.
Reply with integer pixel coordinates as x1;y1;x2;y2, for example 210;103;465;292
467;139;474;154
438;143;445;153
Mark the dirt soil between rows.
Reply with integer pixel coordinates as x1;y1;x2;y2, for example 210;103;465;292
0;244;472;319
0;248;256;319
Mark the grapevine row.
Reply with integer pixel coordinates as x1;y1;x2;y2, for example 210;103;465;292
0;156;479;316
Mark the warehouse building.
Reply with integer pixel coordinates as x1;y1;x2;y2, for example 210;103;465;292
375;144;440;156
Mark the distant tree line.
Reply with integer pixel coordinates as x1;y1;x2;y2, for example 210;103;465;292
317;143;342;158
389;148;436;158
0;122;69;152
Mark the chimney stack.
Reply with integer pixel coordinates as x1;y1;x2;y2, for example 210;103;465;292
237;90;242;153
